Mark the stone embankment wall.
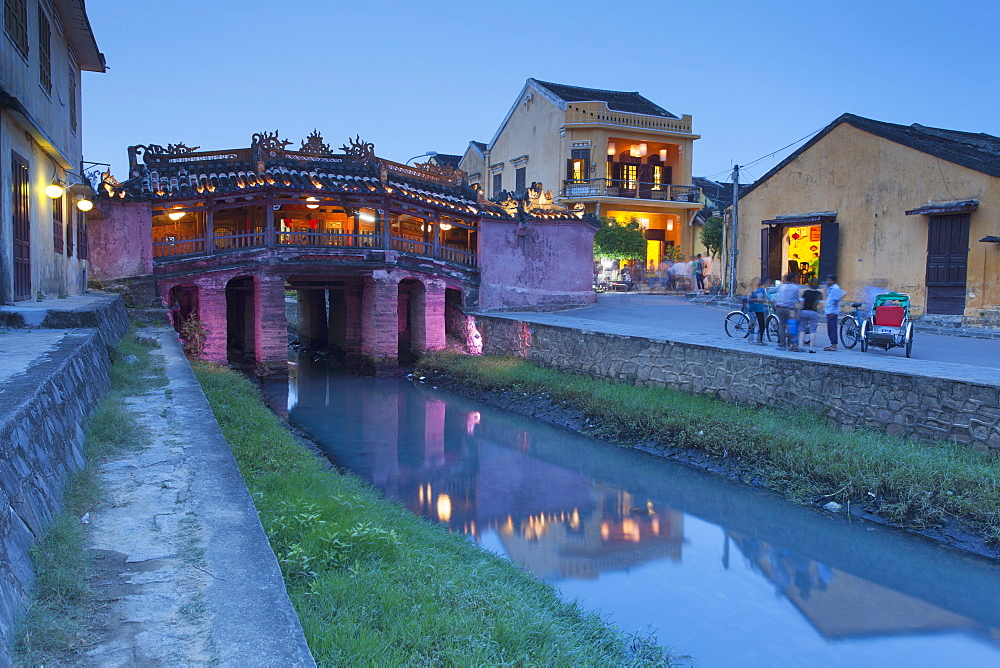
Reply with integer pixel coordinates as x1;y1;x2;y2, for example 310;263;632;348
477;316;1000;452
0;331;113;658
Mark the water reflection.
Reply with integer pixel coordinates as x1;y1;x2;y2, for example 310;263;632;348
265;360;1000;665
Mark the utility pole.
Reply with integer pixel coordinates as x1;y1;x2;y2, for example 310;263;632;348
728;165;739;297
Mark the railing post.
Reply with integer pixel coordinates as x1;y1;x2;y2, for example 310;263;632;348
432;214;441;259
265;193;275;248
380;208;391;250
205;206;215;255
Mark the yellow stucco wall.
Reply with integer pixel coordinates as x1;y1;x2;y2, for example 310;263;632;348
486;93;565;197
736;123;1000;316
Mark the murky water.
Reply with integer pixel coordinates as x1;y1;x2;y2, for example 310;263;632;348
264;360;1000;667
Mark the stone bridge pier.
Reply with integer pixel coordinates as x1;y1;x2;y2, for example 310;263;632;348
160;266;463;371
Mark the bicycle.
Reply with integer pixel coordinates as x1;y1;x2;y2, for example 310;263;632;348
725;298;779;342
838;302;866;349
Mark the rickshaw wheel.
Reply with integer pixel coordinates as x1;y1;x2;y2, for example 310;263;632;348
859;321;869;352
905;323;914;358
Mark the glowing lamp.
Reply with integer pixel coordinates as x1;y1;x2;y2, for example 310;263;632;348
76;198;94;212
359;211;376;223
607;142;616;156
305;196;319;209
45;183;66;199
439;223;452;231
639;143;648;157
629;145;640;158
667;219;674;231
168;211;185;221
659;149;667;162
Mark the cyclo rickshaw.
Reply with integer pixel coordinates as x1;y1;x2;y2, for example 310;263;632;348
860;291;914;358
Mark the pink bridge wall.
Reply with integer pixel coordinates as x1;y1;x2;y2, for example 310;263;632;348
478;217;597;311
89;201;153;281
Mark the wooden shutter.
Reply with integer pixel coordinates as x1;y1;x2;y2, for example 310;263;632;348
53;196;63;253
761;225;782;281
12;151;31;301
817;222;839;279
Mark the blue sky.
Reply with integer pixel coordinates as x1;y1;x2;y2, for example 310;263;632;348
82;0;998;185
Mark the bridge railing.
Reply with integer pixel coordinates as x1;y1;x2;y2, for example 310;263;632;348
153;230;477;267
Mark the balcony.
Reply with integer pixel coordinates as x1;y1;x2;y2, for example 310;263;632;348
564;101;694;134
152;230;477;267
561;179;701;204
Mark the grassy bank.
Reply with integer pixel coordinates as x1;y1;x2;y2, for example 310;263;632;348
14;333;158;664
192;362;669;666
417;352;1000;546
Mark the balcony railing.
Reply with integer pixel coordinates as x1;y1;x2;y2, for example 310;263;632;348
561;179;701;203
153;230;477;267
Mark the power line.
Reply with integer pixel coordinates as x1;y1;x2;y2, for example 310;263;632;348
701;125;826;182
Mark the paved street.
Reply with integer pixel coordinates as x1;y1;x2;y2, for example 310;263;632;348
524;293;1000;371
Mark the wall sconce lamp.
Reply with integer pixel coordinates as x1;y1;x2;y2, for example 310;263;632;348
659;149;668;162
639;143;648;157
667;219;675;231
306;196;319;209
46;180;66;198
76;197;94;212
607;142;616;156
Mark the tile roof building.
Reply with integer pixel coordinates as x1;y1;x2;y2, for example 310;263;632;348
735;113;1000;318
456;78;707;276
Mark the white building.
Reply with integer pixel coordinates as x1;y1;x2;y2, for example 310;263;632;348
1;0;104;302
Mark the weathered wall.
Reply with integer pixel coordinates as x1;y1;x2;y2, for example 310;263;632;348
736;122;1000;316
89;200;154;281
0;331;113;660
477;314;1000;451
478;217;597;311
485;88;564;197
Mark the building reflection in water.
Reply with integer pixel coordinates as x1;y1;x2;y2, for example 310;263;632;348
273;361;1000;654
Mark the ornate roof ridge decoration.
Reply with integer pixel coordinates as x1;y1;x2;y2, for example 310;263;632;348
299;129;332;155
413;160;464;184
142;142;200;156
252;130;293;153
339;135;376;164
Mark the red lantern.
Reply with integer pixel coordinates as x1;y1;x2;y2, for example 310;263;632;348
308;219;318;230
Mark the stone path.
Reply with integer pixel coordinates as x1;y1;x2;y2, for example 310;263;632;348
82;325;314;666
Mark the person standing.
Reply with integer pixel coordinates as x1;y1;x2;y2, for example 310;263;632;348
799;278;822;353
773;273;801;351
748;279;770;345
823;274;846;351
694;254;706;291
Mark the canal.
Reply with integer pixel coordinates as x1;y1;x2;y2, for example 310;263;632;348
264;360;1000;666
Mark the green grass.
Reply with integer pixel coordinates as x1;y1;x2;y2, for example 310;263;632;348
13;330;156;665
417;352;1000;544
192;362;670;666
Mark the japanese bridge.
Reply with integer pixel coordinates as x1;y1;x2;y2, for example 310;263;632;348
91;131;596;370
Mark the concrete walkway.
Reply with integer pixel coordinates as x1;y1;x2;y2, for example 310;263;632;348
83;324;314;665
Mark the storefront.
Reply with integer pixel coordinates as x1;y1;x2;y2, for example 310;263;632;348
760;212;838;283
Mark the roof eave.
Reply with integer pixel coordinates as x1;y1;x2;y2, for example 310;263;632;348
53;0;106;72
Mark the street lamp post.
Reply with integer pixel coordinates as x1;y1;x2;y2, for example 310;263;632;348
405;151;438;166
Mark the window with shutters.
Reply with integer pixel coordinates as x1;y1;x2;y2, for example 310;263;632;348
77;209;88;260
53;196;64;253
38;7;51;93
66;207;74;257
567;148;590;183
515;167;526;192
4;0;28;58
68;63;78;134
492;173;502;196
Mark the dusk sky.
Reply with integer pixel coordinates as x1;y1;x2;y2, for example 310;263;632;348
83;0;997;185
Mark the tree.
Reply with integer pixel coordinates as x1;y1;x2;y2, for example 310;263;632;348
593;217;646;262
700;216;724;258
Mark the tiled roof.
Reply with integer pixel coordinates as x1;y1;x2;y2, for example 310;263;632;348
110;150;483;216
740;114;1000;199
430;153;463;169
470;141;487;153
531;79;677;119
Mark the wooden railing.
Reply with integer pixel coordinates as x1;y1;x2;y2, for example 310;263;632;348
153;229;477;267
561;179;701;203
153;235;206;258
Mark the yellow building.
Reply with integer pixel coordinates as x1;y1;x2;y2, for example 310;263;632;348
458;79;704;265
735;114;1000;317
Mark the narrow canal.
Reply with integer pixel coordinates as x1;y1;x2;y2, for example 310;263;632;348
264;359;1000;667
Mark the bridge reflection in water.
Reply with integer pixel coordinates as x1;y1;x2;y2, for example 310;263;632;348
265;359;1000;666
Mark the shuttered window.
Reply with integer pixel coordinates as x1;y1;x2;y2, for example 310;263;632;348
38;8;51;93
4;0;28;58
53;196;64;253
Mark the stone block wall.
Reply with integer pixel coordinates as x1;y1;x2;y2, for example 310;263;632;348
0;331;113;660
477;315;1000;451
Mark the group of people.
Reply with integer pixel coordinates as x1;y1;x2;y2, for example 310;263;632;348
747;274;845;352
644;254;712;292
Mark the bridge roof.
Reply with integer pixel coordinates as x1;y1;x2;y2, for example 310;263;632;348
103;131;485;217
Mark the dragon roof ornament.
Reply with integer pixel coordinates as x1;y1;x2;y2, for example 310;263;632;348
339;135;376;163
299;129;332;155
